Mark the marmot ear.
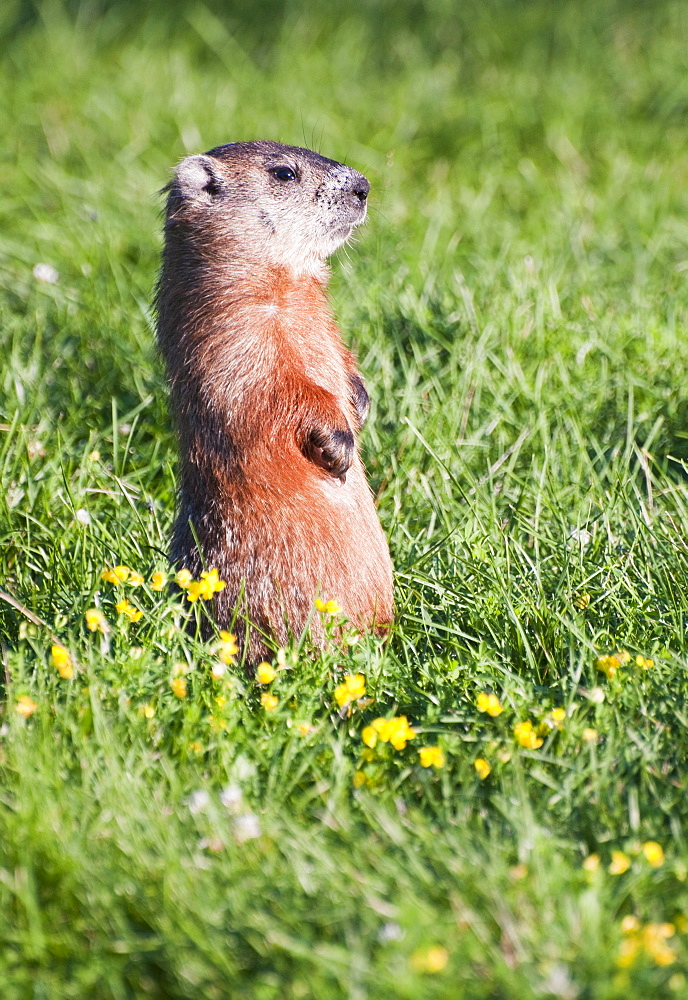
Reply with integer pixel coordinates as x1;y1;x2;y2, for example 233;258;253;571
175;155;223;202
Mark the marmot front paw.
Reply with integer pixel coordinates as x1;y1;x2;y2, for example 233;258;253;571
303;424;355;482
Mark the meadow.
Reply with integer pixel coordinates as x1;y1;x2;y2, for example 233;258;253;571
2;0;688;996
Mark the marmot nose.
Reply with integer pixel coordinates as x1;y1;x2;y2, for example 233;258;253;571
351;175;370;203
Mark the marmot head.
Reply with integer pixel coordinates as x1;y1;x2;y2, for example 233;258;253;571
165;141;370;277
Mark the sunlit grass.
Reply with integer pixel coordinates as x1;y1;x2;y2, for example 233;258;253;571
3;1;688;996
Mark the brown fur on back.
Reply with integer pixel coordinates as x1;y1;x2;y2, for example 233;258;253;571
156;141;393;662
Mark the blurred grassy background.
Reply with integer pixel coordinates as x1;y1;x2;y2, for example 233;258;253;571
3;1;688;997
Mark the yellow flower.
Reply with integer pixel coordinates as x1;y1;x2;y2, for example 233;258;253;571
642;841;665;867
85;608;109;633
370;715;416;750
574;593;590;609
513;721;543;749
128;571;144;587
51;644;73;679
142;704;155;719
315;598;342;615
115;599;143;623
214;695;226;709
367;719;384;738
334;673;366;707
582;728;598;743
297;722;315;737
352;771;367;788
88;449;100;462
473;757;491;779
387;717;416;750
200;568;227;594
419;746;445;769
150;571;166;591
635;654;655;669
256;662;277;684
261;693;278;711
15;695;38;718
619;920;676;968
185;581;203;602
170;676;187;698
543;707;566;730
185;569;226;601
643;924;676;965
596;654;622;679
621;915;641;934
218;632;239;664
101;565;130;584
643;923;676;966
609;850;631;875
582;853;600;872
617;935;641;969
362;725;378;748
188;740;203;754
476;692;504;716
410;946;449;974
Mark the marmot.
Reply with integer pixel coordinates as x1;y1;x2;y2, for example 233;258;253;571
156;140;393;662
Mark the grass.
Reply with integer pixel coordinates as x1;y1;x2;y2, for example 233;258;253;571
3;0;688;995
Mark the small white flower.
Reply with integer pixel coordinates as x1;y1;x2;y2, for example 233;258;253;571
7;485;24;508
220;785;242;811
540;962;577;1000
75;508;91;525
33;263;59;284
186;789;210;815
568;527;591;549
588;687;605;704
231;755;257;781
198;836;224;853
211;662;227;680
233;813;261;842
378;922;404;942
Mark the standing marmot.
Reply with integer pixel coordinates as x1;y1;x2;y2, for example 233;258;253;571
156;141;393;661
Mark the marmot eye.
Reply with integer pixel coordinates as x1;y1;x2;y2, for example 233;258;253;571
271;166;297;182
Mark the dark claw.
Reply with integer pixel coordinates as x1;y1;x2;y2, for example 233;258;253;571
349;373;370;428
304;425;355;480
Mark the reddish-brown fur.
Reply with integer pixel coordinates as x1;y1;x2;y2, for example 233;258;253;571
156;141;393;662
